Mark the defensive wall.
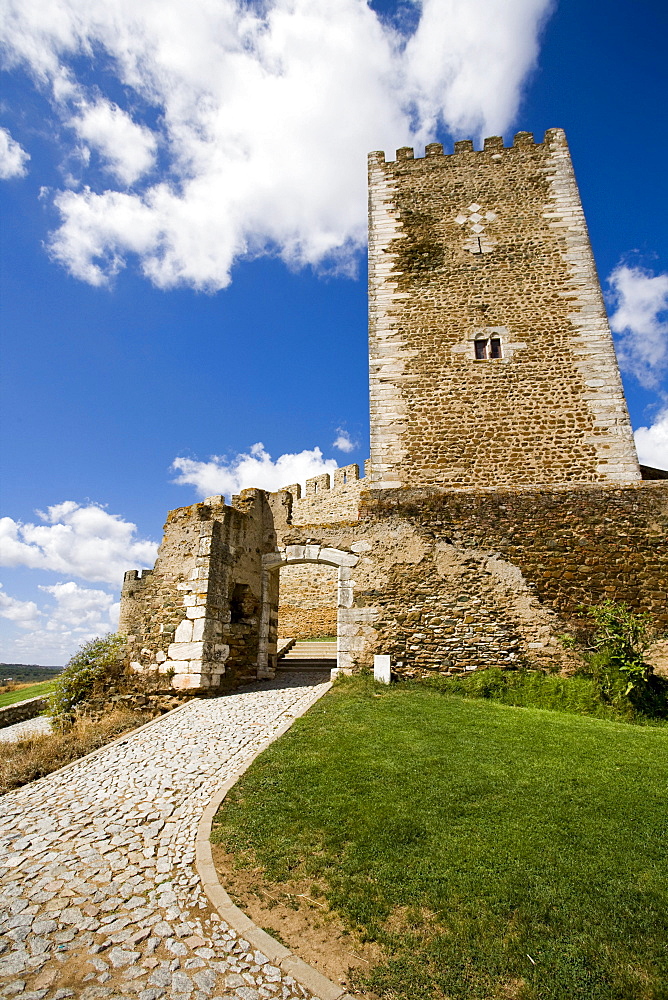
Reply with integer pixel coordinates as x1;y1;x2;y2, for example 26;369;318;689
119;129;665;690
120;476;668;685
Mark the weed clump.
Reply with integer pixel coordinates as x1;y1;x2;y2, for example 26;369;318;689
48;634;125;724
0;707;152;795
583;599;667;715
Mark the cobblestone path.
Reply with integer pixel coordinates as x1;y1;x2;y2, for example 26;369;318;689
0;674;330;1000
0;717;52;743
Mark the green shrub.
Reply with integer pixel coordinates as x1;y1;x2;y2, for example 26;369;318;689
581;600;668;716
48;634;125;723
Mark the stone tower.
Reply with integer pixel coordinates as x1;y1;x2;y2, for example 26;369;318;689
367;128;640;489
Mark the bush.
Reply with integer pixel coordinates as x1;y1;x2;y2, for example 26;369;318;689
48;634;125;723
581;600;668;716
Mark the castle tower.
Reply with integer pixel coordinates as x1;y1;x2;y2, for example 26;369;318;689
367;128;640;488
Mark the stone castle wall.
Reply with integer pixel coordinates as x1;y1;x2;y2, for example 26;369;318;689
120;479;668;687
282;463;369;525
277;562;337;640
367;129;640;489
277;480;668;677
120;492;271;690
358;482;668;626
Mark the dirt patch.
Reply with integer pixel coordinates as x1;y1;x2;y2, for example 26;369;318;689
211;844;383;996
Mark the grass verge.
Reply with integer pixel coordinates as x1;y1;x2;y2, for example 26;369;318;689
420;666;668;724
0;708;153;795
0;679;57;708
212;676;668;1000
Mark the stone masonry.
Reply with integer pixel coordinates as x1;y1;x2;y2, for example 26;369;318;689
120;130;666;686
367;129;640;488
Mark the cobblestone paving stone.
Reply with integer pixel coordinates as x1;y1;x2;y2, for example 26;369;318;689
0;673;330;1000
0;718;52;743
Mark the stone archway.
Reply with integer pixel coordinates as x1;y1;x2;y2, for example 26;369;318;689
258;543;359;678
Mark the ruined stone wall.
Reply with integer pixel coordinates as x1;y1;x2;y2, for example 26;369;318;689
273;481;667;677
275;517;569;677
120;492;272;690
277;562;337;640
360;481;668;625
368;129;640;489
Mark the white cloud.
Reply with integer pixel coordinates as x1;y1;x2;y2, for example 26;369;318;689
172;442;337;497
0;502;158;586
0;584;41;628
39;581;119;633
0;125;30;179
72;98;157;186
1;581;120;665
634;409;668;470
332;428;357;453
608;265;668;390
0;0;553;289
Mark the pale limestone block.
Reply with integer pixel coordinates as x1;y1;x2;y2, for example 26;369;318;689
182;594;196;607
374;655;391;684
174;619;193;643
262;553;284;569
156;650;167;663
186;606;207;619
285;544;305;562
172;673;203;690
167;640;205;660
191;618;205;642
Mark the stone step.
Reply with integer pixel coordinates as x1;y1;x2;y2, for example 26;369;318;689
281;641;337;661
276;660;334;673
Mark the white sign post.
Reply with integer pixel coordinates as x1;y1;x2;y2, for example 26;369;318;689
373;654;391;684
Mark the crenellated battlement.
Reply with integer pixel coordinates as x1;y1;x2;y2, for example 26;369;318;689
122;568;153;590
369;128;564;167
273;461;373;525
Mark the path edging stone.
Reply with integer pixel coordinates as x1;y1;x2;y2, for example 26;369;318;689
195;678;356;1000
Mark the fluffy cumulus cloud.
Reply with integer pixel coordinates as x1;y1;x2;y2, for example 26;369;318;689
608;265;668;390
0;125;30;179
0;501;158;586
332;428;357;453
634;409;668;470
0;584;40;628
172;442;337;497
0;0;553;289
1;581;120;664
72;98;158;186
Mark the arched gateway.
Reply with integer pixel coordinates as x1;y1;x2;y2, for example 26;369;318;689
258;544;359;678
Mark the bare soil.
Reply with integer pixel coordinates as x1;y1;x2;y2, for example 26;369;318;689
211;843;384;996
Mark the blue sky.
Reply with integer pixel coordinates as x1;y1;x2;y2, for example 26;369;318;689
1;0;666;665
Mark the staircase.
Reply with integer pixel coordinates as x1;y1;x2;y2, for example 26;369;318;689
277;639;337;673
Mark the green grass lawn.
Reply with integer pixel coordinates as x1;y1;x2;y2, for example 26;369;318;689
212;676;668;1000
0;680;56;708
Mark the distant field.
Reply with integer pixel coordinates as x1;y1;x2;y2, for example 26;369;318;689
0;680;57;709
0;664;62;685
